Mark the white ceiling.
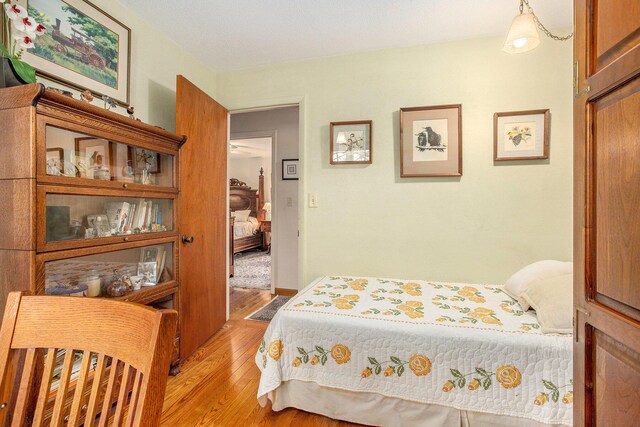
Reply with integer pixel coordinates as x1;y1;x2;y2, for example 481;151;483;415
230;138;272;159
124;0;573;71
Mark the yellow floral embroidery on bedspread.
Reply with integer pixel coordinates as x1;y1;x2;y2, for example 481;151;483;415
284;276;547;334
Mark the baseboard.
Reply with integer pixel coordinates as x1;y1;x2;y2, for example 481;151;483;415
274;288;298;296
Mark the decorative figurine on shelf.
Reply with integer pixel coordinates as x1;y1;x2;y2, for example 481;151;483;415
48;87;73;98
80;90;94;103
127;106;136;119
105;269;133;297
102;95;117;111
121;160;134;183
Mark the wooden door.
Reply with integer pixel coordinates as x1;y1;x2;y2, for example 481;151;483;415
177;76;228;359
574;1;640;425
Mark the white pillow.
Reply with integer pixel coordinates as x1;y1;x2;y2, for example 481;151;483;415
503;260;573;311
233;210;251;222
521;274;573;334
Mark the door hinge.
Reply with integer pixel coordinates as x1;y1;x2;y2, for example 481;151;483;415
574;61;591;98
574;307;590;342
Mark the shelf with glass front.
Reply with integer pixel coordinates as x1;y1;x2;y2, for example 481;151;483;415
37;239;177;305
40;124;177;193
38;186;176;252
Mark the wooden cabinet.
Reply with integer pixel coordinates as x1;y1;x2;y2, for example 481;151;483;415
573;1;640;425
0;84;186;372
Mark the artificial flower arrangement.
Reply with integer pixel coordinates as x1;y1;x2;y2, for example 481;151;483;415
2;0;47;84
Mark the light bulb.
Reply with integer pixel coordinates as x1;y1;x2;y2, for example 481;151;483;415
512;37;528;48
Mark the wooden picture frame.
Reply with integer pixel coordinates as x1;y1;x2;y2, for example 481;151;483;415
493;109;550;161
330;120;372;165
129;147;161;174
282;159;299;180
75;137;110;170
4;0;132;105
45;147;64;175
400;104;462;177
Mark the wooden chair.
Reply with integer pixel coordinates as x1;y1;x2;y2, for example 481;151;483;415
0;292;177;427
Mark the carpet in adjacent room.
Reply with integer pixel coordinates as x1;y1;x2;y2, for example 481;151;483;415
230;251;271;290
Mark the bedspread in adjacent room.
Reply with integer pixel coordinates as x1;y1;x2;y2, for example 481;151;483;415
256;276;573;426
233;217;260;239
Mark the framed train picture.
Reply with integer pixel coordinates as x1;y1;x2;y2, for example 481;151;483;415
400;104;462;177
5;0;131;104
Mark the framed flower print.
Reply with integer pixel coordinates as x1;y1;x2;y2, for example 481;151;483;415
494;109;549;161
400;104;462;177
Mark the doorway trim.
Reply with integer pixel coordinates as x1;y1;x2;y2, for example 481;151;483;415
225;97;305;321
229;130;277;296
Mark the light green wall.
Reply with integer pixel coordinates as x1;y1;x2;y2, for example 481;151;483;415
218;34;573;286
38;0;217;131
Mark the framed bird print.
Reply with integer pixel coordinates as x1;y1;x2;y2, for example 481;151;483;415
494;109;549;161
400;104;462;177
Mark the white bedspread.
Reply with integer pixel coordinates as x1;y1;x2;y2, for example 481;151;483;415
234;217;259;239
256;276;573;426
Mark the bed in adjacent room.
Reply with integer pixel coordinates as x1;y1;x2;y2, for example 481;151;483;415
256;267;573;426
229;172;265;256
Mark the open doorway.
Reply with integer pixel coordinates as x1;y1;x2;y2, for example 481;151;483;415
228;106;300;318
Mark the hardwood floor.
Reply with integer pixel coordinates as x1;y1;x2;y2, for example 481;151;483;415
161;288;358;426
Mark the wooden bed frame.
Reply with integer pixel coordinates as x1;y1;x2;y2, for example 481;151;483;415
230;170;265;254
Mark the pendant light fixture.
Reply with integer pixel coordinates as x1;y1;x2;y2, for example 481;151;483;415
503;0;572;54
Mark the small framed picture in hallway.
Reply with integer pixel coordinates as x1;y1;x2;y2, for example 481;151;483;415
282;159;299;180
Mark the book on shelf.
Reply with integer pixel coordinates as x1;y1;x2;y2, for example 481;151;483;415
105;202;130;234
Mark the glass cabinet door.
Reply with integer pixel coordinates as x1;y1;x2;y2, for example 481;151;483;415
45;193;174;240
44;242;174;299
44;125;175;188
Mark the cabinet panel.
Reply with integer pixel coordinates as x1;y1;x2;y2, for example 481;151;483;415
592;77;640;319
41;124;176;189
0;180;35;251
37;186;176;252
43;242;175;300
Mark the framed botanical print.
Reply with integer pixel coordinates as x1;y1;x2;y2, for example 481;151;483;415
330;120;372;164
400;104;462;177
282;159;299;180
5;0;131;105
494;109;549;161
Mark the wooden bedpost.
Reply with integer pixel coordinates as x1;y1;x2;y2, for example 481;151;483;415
258;168;265;220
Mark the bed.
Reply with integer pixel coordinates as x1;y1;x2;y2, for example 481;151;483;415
229;173;265;254
256;276;573;427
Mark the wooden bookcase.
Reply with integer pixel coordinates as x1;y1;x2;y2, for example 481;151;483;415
0;84;186;375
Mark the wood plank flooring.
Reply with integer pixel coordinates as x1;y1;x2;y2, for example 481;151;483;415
161;288;358;426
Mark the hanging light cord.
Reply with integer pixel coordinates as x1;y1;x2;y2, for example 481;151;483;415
521;0;573;41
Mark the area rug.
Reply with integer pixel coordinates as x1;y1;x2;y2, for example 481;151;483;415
246;296;291;322
230;251;270;290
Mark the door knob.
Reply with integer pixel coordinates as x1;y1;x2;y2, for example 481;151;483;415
182;235;194;244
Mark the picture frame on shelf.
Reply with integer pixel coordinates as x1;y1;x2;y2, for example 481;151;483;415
399;104;462;177
494;109;550;161
46;147;64;176
4;0;132;105
330;120;372;165
282;159;299;180
130;147;161;174
75;137;111;176
138;261;158;286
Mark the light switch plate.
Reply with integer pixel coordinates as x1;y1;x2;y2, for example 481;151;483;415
287;197;293;207
308;193;318;208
